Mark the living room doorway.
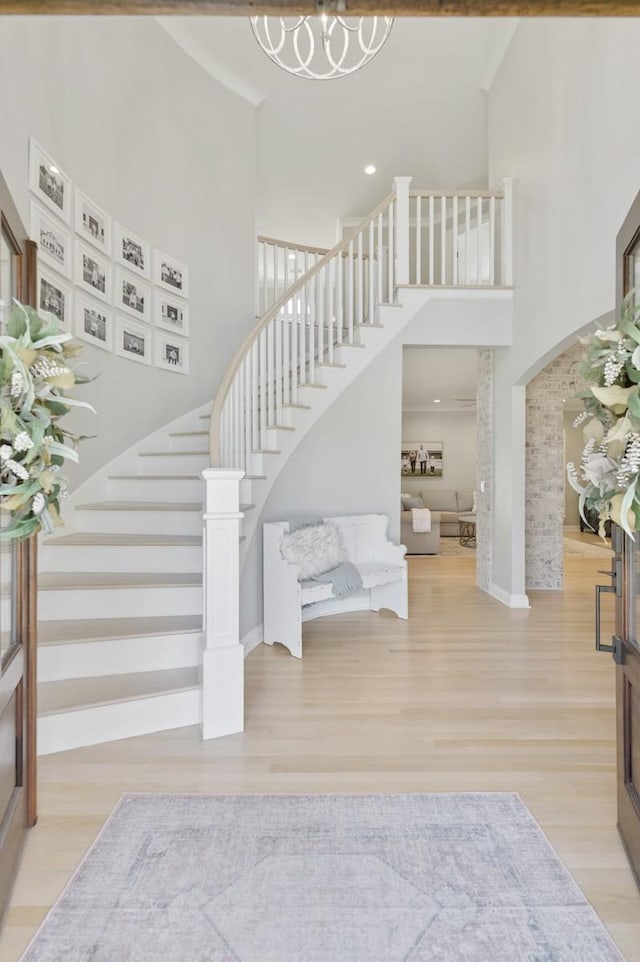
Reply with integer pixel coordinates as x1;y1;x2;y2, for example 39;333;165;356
401;346;479;564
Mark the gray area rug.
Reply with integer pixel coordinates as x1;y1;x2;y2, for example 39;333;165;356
21;792;624;962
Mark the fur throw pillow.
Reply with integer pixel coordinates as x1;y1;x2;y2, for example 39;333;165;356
280;521;348;580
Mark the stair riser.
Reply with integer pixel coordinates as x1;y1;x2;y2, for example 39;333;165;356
39;543;202;573
38;584;202;621
75;509;202;536
169;433;209;453
37;687;201;756
138;453;210;475
39;632;202;682
108;477;204;502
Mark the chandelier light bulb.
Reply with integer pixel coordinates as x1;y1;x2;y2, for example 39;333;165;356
250;15;394;81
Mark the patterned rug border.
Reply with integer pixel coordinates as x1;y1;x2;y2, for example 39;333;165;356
20;791;625;962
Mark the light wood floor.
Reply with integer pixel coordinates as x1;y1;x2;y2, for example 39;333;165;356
2;553;639;961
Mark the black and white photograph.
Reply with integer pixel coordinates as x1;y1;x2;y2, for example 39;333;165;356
401;441;444;478
30;200;72;279
28;138;72;224
116;269;150;321
38;268;72;328
74;294;113;352
154;332;190;375
153;249;189;298
75;241;111;303
154;293;190;337
74;189;111;254
114;224;150;278
115;316;150;365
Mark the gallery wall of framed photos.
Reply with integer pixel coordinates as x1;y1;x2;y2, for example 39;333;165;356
28;137;191;375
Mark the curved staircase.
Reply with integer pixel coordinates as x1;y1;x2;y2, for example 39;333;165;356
37;177;513;753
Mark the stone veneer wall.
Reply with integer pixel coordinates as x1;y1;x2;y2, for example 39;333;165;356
476;349;493;592
525;342;585;589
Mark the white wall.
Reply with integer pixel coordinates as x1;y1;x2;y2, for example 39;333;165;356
0;17;256;486
401;411;477;497
486;18;640;603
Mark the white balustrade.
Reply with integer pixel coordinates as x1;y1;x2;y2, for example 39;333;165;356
256;237;329;316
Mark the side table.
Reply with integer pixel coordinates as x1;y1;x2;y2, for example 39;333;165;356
459;513;477;547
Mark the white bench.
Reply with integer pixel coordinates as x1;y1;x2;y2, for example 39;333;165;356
263;514;408;658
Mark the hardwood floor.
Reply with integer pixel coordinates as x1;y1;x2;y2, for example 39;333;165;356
1;552;639;961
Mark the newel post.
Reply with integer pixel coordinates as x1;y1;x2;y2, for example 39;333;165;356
200;469;245;740
501;177;514;287
393;175;412;286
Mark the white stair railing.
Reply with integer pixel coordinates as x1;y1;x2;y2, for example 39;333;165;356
256;236;329;316
210;183;403;470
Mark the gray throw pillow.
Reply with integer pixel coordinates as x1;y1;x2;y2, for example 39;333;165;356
405;496;424;509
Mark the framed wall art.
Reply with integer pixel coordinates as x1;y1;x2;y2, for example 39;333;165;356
114;316;151;365
30;200;72;279
74;188;111;255
28;138;71;224
153;249;189;298
113;223;150;278
400;442;444;478
74;241;111;304
154;332;190;375
153;292;190;338
38;268;72;329
74;293;113;352
115;269;150;322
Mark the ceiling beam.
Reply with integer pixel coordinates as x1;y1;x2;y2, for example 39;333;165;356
1;0;640;14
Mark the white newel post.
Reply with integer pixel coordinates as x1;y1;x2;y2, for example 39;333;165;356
501;177;514;287
201;469;245;740
393;176;412;286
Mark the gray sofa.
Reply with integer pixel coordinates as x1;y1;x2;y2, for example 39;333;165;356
401;490;475;547
400;509;441;555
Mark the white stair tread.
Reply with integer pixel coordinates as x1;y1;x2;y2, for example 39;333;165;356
76;501;202;512
38;614;202;645
43;532;201;546
169;430;208;436
39;667;199;715
140;450;208;457
109;474;202;481
39;572;201;590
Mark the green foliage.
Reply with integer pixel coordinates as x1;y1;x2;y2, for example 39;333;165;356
0;301;95;541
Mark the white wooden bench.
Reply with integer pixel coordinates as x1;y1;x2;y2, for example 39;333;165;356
263;514;408;658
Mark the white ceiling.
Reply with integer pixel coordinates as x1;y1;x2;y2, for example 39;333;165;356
159;17;520;246
403;346;478;412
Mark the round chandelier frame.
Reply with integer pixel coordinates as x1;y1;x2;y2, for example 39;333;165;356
250;15;394;81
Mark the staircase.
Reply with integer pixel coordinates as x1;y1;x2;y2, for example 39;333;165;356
37;176;513;753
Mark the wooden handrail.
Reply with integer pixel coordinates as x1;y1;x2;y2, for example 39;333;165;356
410;188;505;199
257;236;330;257
209;191;395;465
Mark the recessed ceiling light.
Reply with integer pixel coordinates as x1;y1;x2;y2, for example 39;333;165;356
433;399;441;404
364;165;376;175
48;165;59;174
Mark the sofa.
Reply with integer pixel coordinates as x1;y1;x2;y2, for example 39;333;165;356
401;490;475;549
400;509;441;554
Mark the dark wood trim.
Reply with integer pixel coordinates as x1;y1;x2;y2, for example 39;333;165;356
616;189;640;308
1;0;640;14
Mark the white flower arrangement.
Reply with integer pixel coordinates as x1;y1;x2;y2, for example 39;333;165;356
567;289;640;537
0;300;94;541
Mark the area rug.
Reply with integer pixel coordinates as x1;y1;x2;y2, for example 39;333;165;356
562;536;612;559
21;793;624;962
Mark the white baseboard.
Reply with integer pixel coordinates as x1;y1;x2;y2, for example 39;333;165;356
241;624;264;656
487;582;531;609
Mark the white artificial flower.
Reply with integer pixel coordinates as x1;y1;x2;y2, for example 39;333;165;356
32;492;45;515
582;454;617;487
0;444;12;461
13;431;33;452
10;372;24;397
5;459;29;481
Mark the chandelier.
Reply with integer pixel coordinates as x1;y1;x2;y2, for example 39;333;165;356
250;14;394;81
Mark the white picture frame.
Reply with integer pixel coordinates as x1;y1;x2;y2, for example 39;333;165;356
153;292;190;338
113;223;150;278
74;293;113;353
28;138;71;224
37;268;72;329
74;188;111;255
154;332;190;375
74;241;112;304
115;269;150;322
153;249;189;298
114;316;151;365
30;200;72;279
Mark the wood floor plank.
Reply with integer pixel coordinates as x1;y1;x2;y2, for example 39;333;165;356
0;551;638;960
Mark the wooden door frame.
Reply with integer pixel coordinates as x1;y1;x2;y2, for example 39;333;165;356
0;1;640;15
